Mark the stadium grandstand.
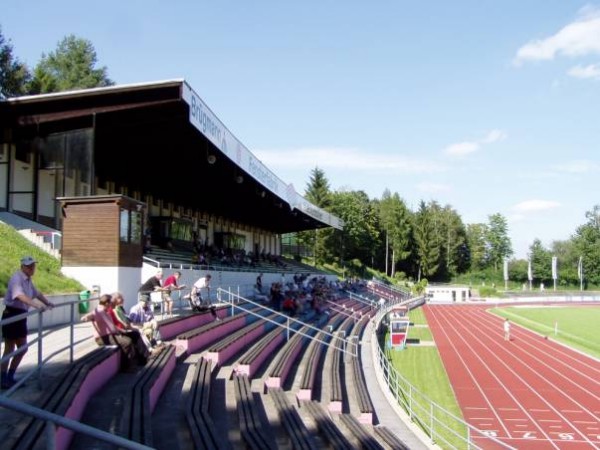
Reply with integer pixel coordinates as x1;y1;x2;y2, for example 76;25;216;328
0;79;344;306
0;81;441;449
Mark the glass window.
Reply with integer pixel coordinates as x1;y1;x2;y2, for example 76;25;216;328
131;210;142;244
120;208;129;242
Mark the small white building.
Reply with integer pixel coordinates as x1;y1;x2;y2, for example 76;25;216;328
426;285;471;303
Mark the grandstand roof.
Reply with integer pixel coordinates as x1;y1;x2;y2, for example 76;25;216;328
0;80;342;233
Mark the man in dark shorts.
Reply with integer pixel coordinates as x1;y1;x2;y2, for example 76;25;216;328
1;256;54;389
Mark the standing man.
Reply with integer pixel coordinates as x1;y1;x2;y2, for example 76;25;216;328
138;269;165;303
162;271;186;317
1;256;54;389
192;273;212;304
191;274;218;320
504;318;511;341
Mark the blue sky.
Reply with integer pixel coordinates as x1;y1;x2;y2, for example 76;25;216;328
3;1;600;259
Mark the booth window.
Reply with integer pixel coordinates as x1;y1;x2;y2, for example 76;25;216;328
120;208;129;242
120;208;143;244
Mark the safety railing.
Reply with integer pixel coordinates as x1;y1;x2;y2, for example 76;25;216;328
217;287;359;358
0;395;153;450
0;298;96;396
371;302;516;450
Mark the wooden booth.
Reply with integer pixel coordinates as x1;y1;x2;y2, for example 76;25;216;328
59;195;146;310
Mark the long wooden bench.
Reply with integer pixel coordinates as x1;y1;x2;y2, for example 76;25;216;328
297;313;346;401
176;311;250;355
234;326;286;378
183;357;224;450
301;400;355;449
205;313;283;367
265;324;316;390
339;413;385;450
329;314;359;414
269;388;318;450
7;346;120;450
120;344;176;446
374;425;411;450
233;373;277;450
348;315;375;424
159;306;226;340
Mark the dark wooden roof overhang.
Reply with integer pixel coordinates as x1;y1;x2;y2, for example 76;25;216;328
0;81;331;234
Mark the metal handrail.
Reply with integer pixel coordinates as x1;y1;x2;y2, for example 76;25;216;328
371;301;516;449
217;288;359;358
0;395;154;450
0;296;159;449
0;299;93;395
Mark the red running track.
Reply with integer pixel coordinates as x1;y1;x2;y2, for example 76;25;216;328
424;304;600;450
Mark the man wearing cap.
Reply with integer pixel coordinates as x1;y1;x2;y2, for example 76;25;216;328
1;256;54;389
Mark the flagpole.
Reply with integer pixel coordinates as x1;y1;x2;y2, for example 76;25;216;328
578;256;583;292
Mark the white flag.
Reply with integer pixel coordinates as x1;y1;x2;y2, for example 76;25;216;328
527;259;532;281
578;256;583;280
551;256;557;280
503;259;508;281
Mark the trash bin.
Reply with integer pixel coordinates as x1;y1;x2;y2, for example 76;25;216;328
79;290;91;314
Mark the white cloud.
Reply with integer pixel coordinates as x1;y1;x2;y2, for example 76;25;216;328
444;142;479;156
553;160;600;173
482;129;507;144
416;182;451;194
514;7;600;65
513;200;561;213
443;129;507;157
568;63;600;79
254;147;446;173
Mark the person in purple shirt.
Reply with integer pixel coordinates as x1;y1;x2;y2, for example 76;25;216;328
1;256;54;389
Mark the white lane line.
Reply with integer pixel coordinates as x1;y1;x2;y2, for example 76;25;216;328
429;307;556;446
455;307;600;447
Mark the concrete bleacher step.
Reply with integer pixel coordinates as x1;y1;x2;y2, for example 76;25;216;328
69;370;142;450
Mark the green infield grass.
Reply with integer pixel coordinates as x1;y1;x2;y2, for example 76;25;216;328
490;305;600;359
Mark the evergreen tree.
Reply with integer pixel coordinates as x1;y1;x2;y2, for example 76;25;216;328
413;201;440;280
28;34;113;94
486;213;512;271
300;167;332;265
378;190;412;277
466;223;488;270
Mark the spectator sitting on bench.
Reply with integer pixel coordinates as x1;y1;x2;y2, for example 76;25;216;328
111;292;153;359
129;297;161;347
81;294;139;372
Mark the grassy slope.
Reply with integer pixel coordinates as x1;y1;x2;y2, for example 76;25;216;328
0;222;85;296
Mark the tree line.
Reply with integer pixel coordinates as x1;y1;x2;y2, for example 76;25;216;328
298;168;600;289
2;27;598;289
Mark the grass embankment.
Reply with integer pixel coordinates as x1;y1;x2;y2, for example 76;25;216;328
491;306;600;359
0;222;84;296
